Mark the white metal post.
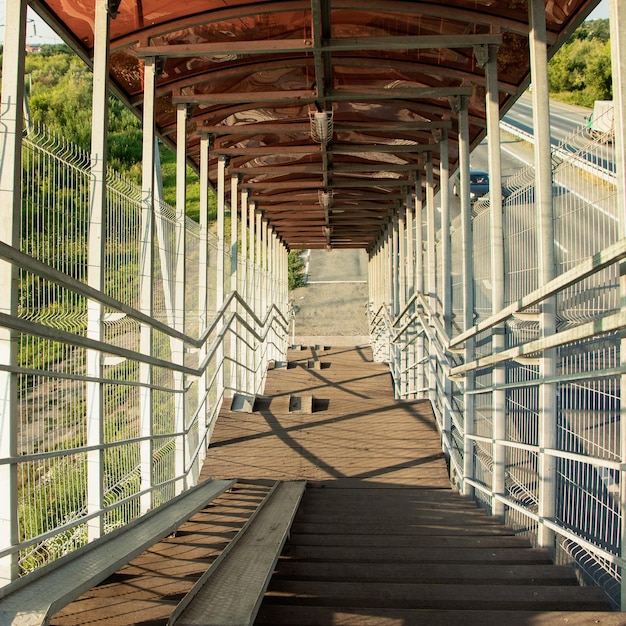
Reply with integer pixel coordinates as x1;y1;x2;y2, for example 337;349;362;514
262;219;268;318
406;195;415;398
439;131;453;448
458;96;475;498
173;103;187;494
391;211;400;325
230;173;239;393
398;204;407;398
440;131;451;334
86;0;110;540
255;209;262;313
529;0;557;552
0;0;27;585
253;204;259;381
414;174;425;398
216;156;227;400
139;56;157;514
483;43;507;519
425;152;438;406
610;0;626;610
197;134;210;465
240;188;249;393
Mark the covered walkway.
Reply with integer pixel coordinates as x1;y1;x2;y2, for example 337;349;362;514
48;346;618;624
2;0;626;621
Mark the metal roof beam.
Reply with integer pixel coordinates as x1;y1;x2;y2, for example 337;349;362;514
229;163;420;175
202;120;452;135
174;86;472;106
245;179;412;190
137;34;502;58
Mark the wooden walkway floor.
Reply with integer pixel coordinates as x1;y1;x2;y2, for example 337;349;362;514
49;345;619;624
199;345;450;488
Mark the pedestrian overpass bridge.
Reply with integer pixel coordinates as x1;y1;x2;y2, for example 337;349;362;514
1;0;626;622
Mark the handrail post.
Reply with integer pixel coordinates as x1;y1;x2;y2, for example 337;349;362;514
139;55;157;514
406;192;415;398
530;0;557;553
425;152;438;408
173;102;188;494
216;156;227;403
0;0;27;584
398;206;407;397
483;41;506;519
86;0;110;536
609;0;626;610
198;134;210;466
240;187;249;393
414;174;425;398
456;95;475;498
230;173;239;394
439;130;453;447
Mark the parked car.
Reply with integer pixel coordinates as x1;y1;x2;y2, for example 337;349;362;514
453;169;490;203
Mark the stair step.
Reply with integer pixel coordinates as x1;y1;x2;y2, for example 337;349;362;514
286;533;532;548
281;545;553;564
294;510;505;524
291;522;516;536
262;581;611;611
271;562;580;585
255;606;624;626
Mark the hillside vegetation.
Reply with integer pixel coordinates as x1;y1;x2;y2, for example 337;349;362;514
548;18;612;107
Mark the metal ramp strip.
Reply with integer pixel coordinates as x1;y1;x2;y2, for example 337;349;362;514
0;479;235;626
173;480;306;626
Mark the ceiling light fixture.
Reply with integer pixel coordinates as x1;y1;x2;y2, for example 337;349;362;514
309;110;333;144
318;190;333;208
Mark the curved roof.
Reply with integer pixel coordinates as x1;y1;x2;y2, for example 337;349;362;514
32;0;600;249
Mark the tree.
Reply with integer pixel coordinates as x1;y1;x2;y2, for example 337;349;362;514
548;19;612;107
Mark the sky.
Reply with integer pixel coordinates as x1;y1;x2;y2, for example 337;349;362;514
0;0;613;45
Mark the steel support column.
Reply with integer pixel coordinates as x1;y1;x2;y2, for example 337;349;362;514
197;134;210;470
529;0;557;551
262;219;269;318
173;103;188;494
610;0;626;610
216;156;227;400
483;43;506;519
398;203;407;398
0;0;27;585
139;56;157;513
86;0;110;538
406;191;415;399
440;130;451;336
439;131;453;446
414;174;425;397
240;187;249;393
425;152;437;405
458;96;475;498
230;173;239;393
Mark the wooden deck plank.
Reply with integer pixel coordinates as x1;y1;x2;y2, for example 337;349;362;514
201;346;450;488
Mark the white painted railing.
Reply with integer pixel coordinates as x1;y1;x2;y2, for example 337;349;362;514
369;124;624;608
0;126;290;588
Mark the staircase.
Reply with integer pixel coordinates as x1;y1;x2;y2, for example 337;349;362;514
255;484;616;625
46;345;620;624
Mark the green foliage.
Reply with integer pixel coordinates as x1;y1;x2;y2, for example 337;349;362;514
288;250;306;290
549;19;612;107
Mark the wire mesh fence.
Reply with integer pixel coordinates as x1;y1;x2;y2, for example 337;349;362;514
369;117;624;606
2;125;290;581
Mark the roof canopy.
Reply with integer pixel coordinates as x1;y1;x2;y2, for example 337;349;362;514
32;0;600;249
